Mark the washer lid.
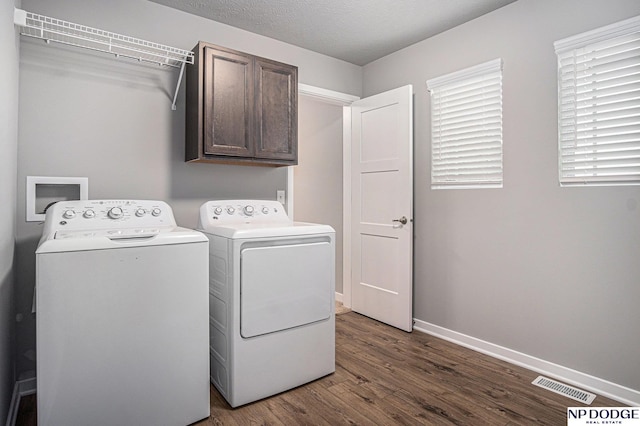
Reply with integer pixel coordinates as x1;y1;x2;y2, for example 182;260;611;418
36;226;207;254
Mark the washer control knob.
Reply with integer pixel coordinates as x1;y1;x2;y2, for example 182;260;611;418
83;210;95;219
226;206;235;214
243;205;255;216
262;207;269;214
135;208;146;217
107;207;124;219
151;208;162;217
213;207;223;215
62;210;76;219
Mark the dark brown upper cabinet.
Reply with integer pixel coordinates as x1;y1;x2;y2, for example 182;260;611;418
186;42;298;166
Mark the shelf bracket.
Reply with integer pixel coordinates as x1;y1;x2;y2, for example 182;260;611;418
171;62;186;111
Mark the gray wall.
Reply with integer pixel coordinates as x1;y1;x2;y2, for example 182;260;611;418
14;0;361;378
363;0;640;392
295;96;344;294
1;0;20;421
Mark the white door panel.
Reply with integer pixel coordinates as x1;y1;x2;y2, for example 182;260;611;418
351;85;413;332
361;170;398;223
360;105;400;162
361;234;399;293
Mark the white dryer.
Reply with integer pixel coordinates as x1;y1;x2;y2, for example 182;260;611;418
198;200;335;407
36;200;210;426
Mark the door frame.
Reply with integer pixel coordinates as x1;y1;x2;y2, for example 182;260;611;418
289;83;359;307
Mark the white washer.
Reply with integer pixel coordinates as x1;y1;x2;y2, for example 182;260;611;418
36;200;210;426
198;200;335;408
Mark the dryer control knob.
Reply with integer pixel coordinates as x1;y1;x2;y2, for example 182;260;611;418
135;208;146;217
213;207;223;215
262;207;269;214
226;206;235;214
63;210;76;219
83;210;96;219
108;207;124;219
243;205;255;216
151;208;162;217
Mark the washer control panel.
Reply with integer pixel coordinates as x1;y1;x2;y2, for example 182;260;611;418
42;200;177;239
199;200;289;227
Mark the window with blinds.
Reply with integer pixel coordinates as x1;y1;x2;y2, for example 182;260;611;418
555;15;640;186
427;59;503;189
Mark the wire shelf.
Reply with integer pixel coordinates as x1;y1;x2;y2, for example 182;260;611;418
14;8;194;110
14;8;194;68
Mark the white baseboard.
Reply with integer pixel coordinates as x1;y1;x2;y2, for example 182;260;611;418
5;377;36;426
335;292;343;303
413;319;640;407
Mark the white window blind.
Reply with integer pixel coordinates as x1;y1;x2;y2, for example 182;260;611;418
427;59;503;189
555;15;640;186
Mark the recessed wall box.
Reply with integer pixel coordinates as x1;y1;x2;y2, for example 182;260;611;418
26;176;88;222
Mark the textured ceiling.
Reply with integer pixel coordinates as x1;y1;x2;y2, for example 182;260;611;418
148;0;517;66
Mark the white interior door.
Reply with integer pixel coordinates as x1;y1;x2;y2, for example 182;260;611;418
351;85;413;332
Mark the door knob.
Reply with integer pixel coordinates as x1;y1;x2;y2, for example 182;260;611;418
392;216;408;225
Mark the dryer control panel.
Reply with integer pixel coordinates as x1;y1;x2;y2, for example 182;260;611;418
199;200;290;228
42;200;177;239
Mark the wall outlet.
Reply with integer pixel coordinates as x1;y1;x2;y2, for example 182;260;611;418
276;190;285;205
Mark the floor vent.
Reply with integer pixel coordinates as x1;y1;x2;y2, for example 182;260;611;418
532;376;596;405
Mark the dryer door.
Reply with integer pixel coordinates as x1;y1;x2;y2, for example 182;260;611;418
240;241;333;338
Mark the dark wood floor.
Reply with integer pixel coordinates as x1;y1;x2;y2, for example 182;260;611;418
16;311;621;425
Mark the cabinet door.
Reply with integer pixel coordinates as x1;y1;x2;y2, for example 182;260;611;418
203;47;254;157
254;58;297;162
